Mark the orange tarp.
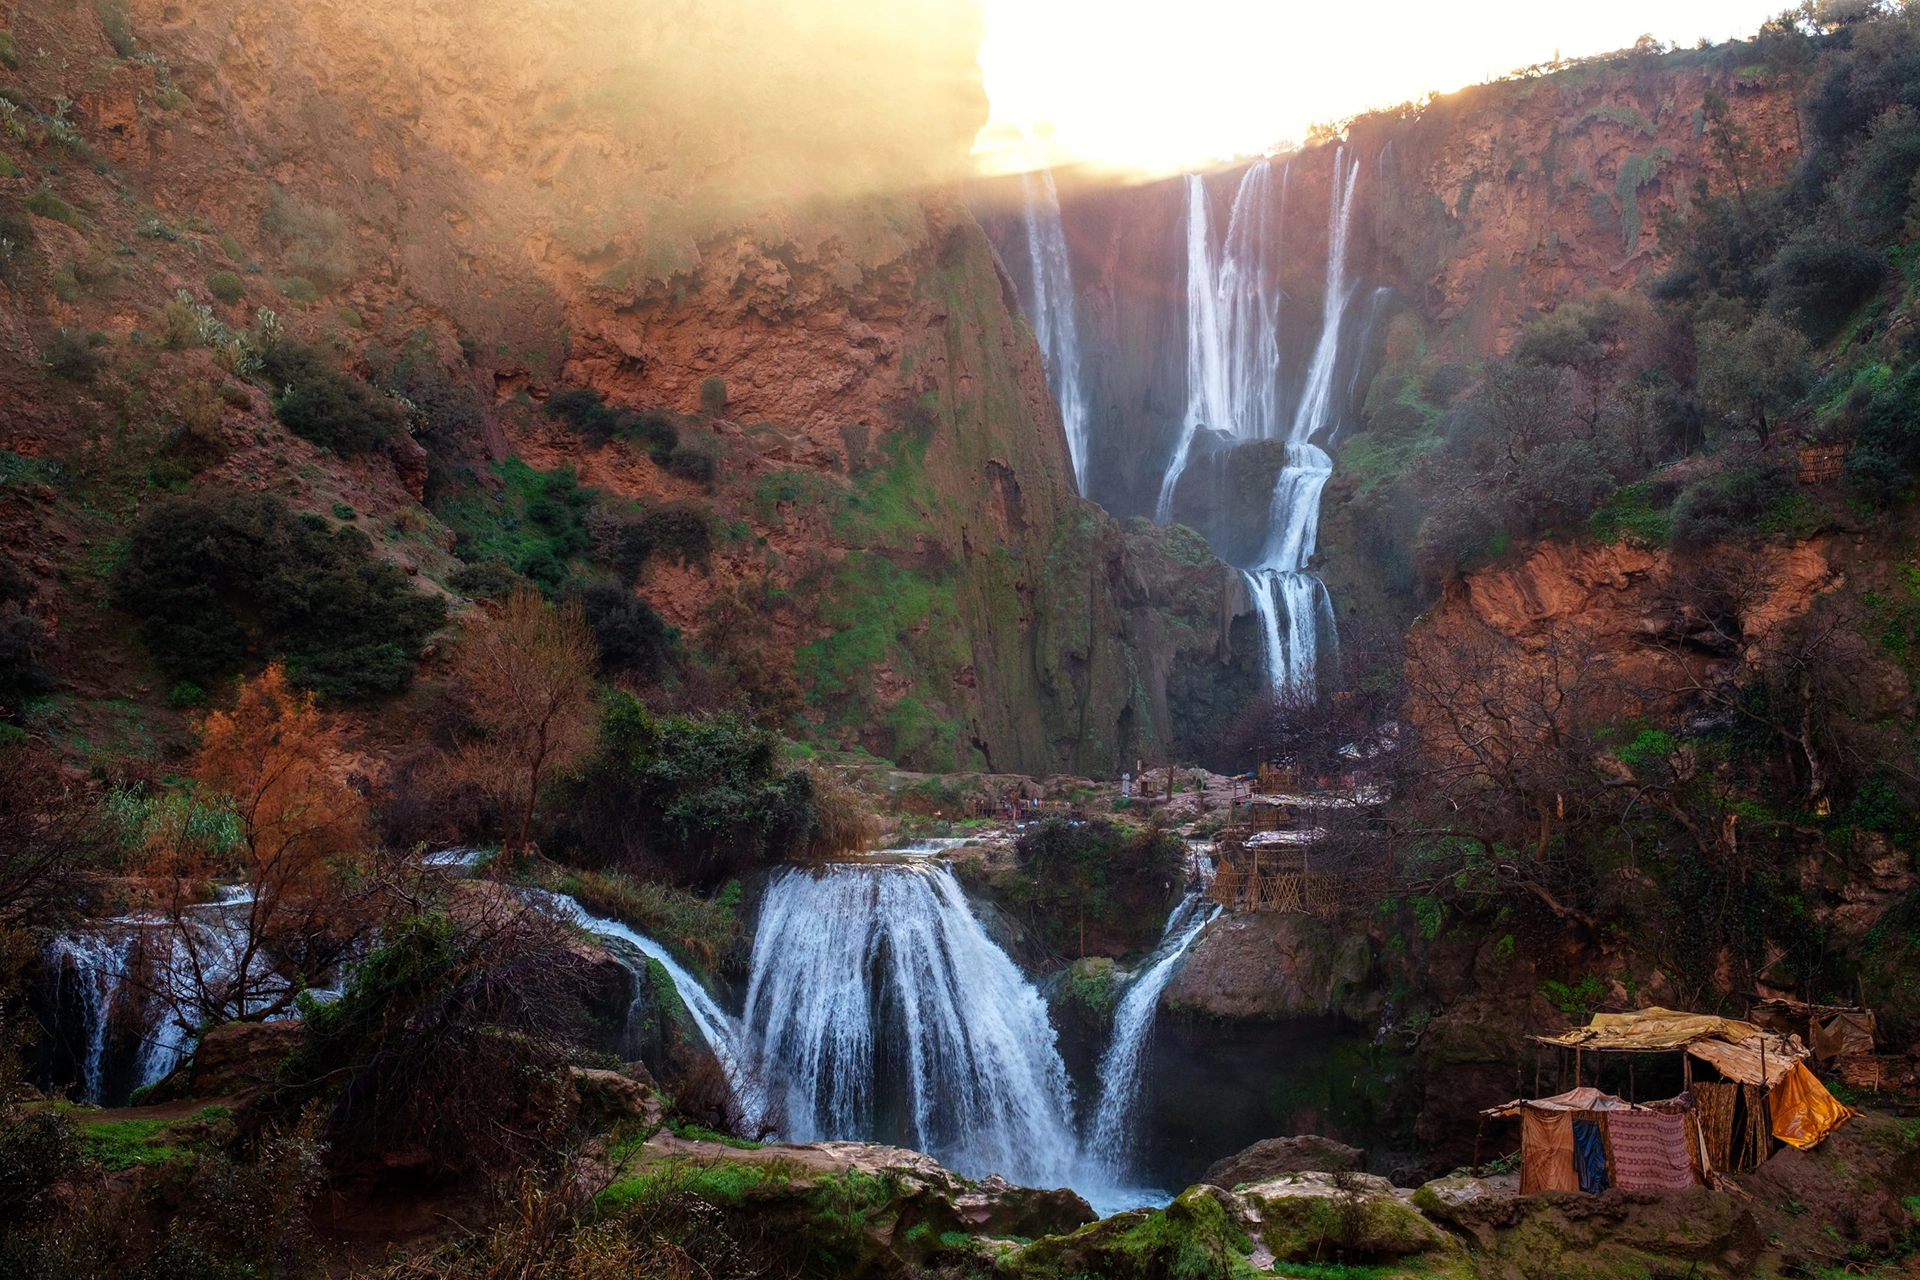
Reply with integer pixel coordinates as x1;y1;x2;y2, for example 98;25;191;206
1770;1061;1856;1151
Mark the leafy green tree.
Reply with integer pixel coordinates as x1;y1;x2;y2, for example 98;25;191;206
1696;314;1812;447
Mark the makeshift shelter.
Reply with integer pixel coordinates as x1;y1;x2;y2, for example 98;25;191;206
1750;998;1877;1062
1527;1007;1855;1175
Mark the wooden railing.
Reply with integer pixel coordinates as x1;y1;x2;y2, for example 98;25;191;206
1206;853;1342;916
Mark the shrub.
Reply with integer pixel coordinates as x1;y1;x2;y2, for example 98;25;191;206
591;502;713;583
666;441;719;485
92;0;137;55
217;231;243;261
371;333;488;503
545;387;680;461
0;31;17;71
24;188;85;230
700;376;728;415
258;342;406;456
545;691;820;887
277;275;319;304
567;577;677;681
43;326;105;382
1670;455;1798;546
1762;235;1885;342
260;187;355;290
206;270;244;305
115;488;445;700
447;559;524;601
272;905;599;1177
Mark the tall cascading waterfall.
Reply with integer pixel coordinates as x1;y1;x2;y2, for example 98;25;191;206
1155;161;1289;524
743;863;1082;1189
1239;147;1361;692
1082;889;1220;1188
1020;167;1092;494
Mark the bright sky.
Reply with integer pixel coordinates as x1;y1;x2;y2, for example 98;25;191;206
974;0;1791;175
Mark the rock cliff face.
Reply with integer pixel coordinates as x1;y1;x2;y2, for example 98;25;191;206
2;0;1259;772
984;56;1799;549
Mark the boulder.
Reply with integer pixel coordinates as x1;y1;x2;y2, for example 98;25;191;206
141;1019;305;1104
1237;1172;1462;1265
1204;1133;1362;1188
1000;1186;1254;1280
570;1067;660;1132
949;1173;1096;1240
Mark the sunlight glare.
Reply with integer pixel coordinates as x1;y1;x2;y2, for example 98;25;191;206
975;0;1791;176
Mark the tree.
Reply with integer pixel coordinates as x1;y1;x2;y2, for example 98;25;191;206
0;738;105;928
141;664;373;1025
447;587;599;859
1696;314;1812;447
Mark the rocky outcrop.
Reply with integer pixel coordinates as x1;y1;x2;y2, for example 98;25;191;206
1163;912;1378;1020
141;1019;304;1104
1203;1134;1363;1189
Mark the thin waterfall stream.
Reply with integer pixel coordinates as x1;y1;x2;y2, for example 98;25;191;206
1019;166;1091;494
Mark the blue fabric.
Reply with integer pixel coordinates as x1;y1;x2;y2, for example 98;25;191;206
1573;1118;1609;1193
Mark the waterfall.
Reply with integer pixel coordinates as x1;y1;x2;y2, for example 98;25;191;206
44;922;205;1105
1021;167;1092;494
1156;161;1289;523
744;863;1081;1188
1241;147;1361;692
1082;890;1220;1186
526;890;764;1122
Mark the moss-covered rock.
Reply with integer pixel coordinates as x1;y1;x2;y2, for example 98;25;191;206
1001;1186;1262;1280
1241;1172;1459;1264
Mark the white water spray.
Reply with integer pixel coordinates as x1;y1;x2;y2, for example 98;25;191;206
1021;167;1092;494
744;863;1082;1188
1083;890;1220;1185
1239;147;1361;692
1156;161;1289;523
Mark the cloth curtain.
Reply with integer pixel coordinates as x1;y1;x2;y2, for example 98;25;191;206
1607;1110;1697;1190
1520;1107;1578;1194
1573;1117;1609;1193
1692;1081;1738;1173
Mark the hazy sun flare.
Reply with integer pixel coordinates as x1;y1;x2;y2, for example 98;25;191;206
975;0;1794;175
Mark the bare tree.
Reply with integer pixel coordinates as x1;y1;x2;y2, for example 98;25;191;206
447;587;599;859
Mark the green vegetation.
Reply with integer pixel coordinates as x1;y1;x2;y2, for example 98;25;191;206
206;270;244;305
439;457;596;591
259;342;407;456
545;866;739;972
24;189;86;230
114;488;445;700
545;690;820;888
972;818;1185;960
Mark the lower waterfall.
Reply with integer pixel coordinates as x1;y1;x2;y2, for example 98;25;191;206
44;857;1218;1214
743;863;1081;1189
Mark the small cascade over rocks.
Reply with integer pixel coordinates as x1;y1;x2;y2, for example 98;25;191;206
1083;889;1221;1184
40;890;272;1106
1019;166;1092;494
